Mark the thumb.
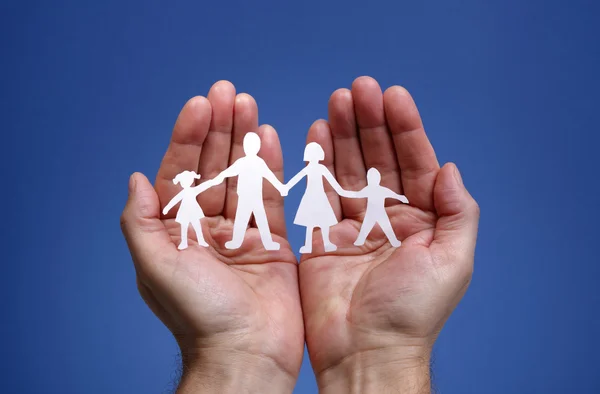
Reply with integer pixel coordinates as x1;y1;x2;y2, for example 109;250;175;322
431;163;480;258
120;172;175;277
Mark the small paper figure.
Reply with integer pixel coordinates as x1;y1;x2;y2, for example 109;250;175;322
284;142;350;254
162;171;218;250
212;132;287;251
345;168;409;247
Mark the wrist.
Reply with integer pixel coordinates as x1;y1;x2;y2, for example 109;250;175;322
177;347;297;394
316;346;431;394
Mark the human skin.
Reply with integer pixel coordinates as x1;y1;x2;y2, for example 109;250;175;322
120;81;304;393
298;76;480;393
120;77;480;393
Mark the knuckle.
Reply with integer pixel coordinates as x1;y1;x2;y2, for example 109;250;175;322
137;195;154;218
119;208;131;233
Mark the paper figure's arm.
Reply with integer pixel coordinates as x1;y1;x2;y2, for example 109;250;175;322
261;160;287;196
342;187;368;199
213;160;242;184
192;179;220;196
384;187;409;204
322;166;357;198
284;167;308;191
162;191;184;215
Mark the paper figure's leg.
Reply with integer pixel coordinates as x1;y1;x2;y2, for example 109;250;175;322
253;202;280;251
378;216;401;247
225;203;253;249
178;223;189;250
321;226;337;252
300;227;314;254
191;220;209;247
354;216;376;246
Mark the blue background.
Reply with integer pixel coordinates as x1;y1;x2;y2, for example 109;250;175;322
3;0;599;392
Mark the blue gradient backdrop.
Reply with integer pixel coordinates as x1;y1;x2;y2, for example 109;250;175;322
3;0;599;393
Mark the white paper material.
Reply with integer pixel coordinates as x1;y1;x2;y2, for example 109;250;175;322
164;136;408;252
345;168;409;248
213;132;287;250
162;171;218;250
284;142;347;253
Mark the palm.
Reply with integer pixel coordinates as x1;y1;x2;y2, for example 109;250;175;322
162;216;296;325
301;199;448;361
122;82;304;379
153;216;301;370
298;77;478;375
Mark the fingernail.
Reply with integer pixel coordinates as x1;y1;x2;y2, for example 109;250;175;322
453;165;463;187
129;173;137;194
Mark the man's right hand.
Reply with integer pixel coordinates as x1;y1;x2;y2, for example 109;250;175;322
299;77;480;393
120;81;304;394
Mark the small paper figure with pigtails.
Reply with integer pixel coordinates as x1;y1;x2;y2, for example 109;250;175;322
162;170;219;250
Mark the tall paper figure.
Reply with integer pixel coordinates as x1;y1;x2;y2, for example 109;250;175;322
162;170;218;250
346;168;409;247
285;142;351;254
213;132;287;251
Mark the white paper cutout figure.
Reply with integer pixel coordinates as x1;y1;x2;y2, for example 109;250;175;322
345;168;409;247
162;170;219;250
284;142;351;254
212;132;287;251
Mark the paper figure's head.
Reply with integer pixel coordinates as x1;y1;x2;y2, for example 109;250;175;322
366;168;381;185
303;142;325;162
243;132;261;156
173;170;201;188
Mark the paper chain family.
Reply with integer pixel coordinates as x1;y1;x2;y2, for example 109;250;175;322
163;132;409;252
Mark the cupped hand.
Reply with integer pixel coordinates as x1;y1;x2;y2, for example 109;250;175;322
120;81;303;394
299;77;480;393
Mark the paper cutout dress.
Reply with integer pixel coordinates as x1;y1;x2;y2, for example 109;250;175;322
285;142;350;253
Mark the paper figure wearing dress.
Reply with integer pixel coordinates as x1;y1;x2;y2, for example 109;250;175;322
212;132;287;251
285;142;351;254
345;167;409;247
162;170;218;250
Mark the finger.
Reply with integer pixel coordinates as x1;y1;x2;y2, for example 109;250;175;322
306;119;343;221
352;77;403;200
197;81;236;216
224;94;259;220
328;88;367;219
121;173;177;281
431;163;480;264
155;96;212;218
384;86;439;211
255;124;287;237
